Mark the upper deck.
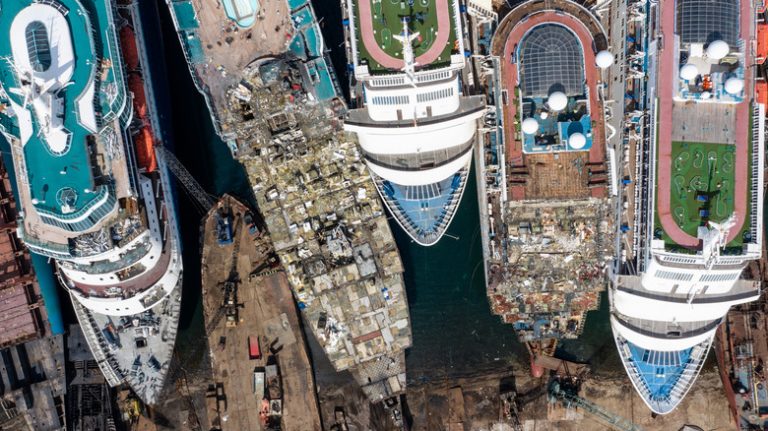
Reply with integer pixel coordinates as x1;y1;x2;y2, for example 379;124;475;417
651;0;763;257
0;0;129;232
346;0;462;76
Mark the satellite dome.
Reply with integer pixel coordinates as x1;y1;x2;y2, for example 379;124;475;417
706;40;729;60
568;132;587;149
547;91;568;111
540;111;549;120
724;77;744;94
679;63;699;81
522;117;539;135
596;50;614;69
701;91;712;99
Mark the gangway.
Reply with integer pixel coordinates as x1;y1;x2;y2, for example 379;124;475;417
158;146;216;212
548;378;643;431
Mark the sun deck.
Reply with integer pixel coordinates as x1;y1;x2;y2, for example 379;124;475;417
348;0;459;74
497;5;609;201
652;0;760;253
0;0;127;229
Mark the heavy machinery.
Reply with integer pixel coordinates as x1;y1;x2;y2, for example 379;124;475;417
548;375;643;431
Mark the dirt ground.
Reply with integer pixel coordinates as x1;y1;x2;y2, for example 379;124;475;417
403;368;734;431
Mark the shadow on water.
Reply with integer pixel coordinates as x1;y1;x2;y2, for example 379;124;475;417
393;164;527;383
153;1;255;369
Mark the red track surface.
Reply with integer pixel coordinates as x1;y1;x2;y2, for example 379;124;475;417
655;0;750;247
500;12;606;200
357;0;452;69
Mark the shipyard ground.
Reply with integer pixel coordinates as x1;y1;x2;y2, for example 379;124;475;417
200;196;321;430
404;366;732;430
309;345;733;431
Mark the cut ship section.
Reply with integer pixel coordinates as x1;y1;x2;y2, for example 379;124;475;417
482;0;614;368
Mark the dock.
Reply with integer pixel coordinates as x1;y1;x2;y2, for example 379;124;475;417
201;195;321;431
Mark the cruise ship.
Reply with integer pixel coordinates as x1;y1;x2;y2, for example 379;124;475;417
479;0;614;371
341;0;485;246
613;0;764;414
0;0;183;404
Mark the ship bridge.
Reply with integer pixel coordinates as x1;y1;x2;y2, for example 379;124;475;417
0;0;130;234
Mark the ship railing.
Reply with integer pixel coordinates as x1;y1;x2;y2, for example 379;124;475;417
749;102;763;246
35;0;69;15
36;184;115;223
100;21;130;124
22;232;72;259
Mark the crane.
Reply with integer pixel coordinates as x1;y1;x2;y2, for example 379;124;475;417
548;377;643;431
157;145;216;212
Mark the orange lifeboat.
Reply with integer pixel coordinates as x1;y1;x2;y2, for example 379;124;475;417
127;74;156;172
134;127;157;172
119;27;140;71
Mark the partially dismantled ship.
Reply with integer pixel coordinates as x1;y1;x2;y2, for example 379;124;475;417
165;0;412;406
480;0;615;372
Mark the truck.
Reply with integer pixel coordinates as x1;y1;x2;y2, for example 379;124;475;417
253;367;265;401
248;335;261;359
266;363;282;400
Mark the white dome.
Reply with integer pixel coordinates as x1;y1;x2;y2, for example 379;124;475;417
679;63;699;81
540;111;549;120
522;117;539;135
547;91;568;111
568;132;587;149
724;77;744;94
706;40;729;60
596;50;615;69
701;91;712;99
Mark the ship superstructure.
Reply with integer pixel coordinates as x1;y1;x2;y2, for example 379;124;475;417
165;0;412;406
481;1;614;366
0;0;183;404
342;0;485;246
613;0;764;414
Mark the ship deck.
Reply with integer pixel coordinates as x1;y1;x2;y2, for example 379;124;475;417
167;0;291;122
350;0;457;73
72;281;181;405
0;0;125;218
653;0;754;250
497;5;608;201
201;195;321;431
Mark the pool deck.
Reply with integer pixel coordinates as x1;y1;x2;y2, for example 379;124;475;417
0;0;103;216
169;0;292;126
655;0;752;248
356;0;452;70
500;9;606;201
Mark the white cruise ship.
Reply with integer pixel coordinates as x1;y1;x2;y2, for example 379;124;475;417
342;0;485;245
613;0;764;414
0;0;183;404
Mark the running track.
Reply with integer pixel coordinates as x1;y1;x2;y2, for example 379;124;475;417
655;0;750;247
357;0;451;69
500;11;606;200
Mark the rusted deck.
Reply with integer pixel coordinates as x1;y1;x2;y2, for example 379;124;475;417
201;195;321;431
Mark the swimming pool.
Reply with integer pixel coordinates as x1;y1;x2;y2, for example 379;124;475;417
221;0;260;28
